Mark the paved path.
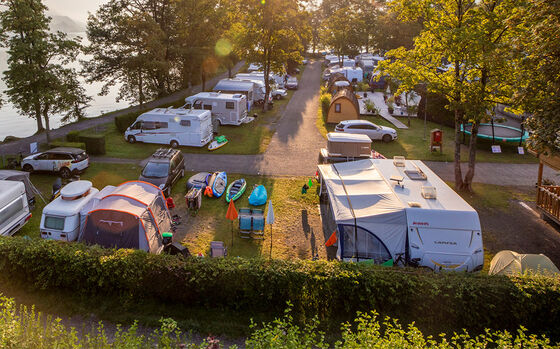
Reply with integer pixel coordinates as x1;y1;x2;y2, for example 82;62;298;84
425;161;557;186
0;62;245;156
370;92;408;129
179;59;324;177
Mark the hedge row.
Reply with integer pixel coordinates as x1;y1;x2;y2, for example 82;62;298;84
0;237;559;339
115;112;141;133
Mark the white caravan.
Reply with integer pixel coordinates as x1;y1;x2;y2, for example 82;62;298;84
40;180;99;241
0;180;31;236
125;108;213;147
213;79;256;110
318;159;484;272
246;71;286;89
184;92;248;126
235;73;287;99
329;66;363;83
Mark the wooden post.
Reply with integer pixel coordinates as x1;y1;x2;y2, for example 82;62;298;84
537;161;544;187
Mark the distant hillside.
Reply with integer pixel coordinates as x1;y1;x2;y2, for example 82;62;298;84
50;15;86;33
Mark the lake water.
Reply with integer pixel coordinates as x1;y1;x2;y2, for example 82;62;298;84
0;33;128;141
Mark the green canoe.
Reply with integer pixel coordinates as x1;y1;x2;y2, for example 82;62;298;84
225;178;246;203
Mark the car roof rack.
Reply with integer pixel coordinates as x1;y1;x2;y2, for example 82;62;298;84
152;148;177;159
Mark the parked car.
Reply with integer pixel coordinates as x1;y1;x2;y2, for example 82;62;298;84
139;148;185;196
302;59;308;65
335;120;397;142
21;147;89;178
285;77;299;90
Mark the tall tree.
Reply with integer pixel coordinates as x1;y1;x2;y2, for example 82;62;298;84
84;0;177;105
230;0;306;111
511;0;560;154
0;0;89;142
378;0;519;191
321;7;361;63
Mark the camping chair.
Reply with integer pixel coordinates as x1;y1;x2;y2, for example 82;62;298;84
185;187;202;212
251;209;265;239
239;208;253;238
210;241;227;258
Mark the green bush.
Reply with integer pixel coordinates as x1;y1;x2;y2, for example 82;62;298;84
115;112;140;133
47;141;85;150
78;135;106;155
417;92;455;127
0;237;560;340
65;130;81;142
320;93;331;120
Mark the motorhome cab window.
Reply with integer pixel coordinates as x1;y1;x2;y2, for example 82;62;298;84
203;105;212;111
131;122;142;130
193;102;202;110
0;197;24;228
226;102;235;110
180;120;191;127
44;216;65;230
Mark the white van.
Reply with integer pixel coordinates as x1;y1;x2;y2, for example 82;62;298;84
246;71;286;89
235;73;287;99
184;92;248;126
40;180;99;241
124;108;213;148
0;180;31;236
318;159;484;272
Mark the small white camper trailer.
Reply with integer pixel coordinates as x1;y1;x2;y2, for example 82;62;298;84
318;159;484;272
124;108;213;147
40;180;99;241
184;92;248;126
0;180;31;236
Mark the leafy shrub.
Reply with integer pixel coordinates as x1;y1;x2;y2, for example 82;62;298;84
78;134;106;155
320;93;331;120
47;141;85;150
115;112;141;133
65;130;81;142
417;92;455;127
356;81;369;92
0;237;559;340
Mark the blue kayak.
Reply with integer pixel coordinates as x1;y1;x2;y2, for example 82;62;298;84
208;172;227;198
248;185;267;206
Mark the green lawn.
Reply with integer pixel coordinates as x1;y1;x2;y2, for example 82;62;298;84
169;172;322;259
71;91;294;159
317;111;537;164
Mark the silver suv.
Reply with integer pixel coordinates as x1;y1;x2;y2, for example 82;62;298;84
21;147;89;178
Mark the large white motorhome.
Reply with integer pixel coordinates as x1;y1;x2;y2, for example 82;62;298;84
0;180;31;236
230;78;273;104
358;59;375;79
213;79;256;110
40;180;99;242
318;159;484;272
184;92;248;126
235;73;287;100
124;108;213;148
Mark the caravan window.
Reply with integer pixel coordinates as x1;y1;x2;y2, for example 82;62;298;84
226;102;235;110
143;121;156;130
44;216;65;230
335;103;341;113
180;120;191;127
155;122;168;129
203;104;212;111
0;197;24;229
341;225;391;263
193;102;202;110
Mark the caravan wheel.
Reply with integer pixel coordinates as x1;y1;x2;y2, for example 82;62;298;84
127;135;136;144
170;140;179;148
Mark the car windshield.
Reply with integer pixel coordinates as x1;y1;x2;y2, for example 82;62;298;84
142;162;169;178
288;78;297;83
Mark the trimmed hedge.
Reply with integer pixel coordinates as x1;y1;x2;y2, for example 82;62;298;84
48;141;85;150
0;237;559;340
65;130;82;142
78;134;106;155
115;112;141;133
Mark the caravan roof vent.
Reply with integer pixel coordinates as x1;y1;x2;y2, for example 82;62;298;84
393;156;405;167
210;92;220;97
232;94;243;98
421;186;437;199
61;180;92;201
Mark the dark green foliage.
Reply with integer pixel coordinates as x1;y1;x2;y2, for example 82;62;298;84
320;93;331;121
47;142;85;150
78;135;106;155
417;92;455;128
115;112;141;133
65;130;82;142
0;237;559;340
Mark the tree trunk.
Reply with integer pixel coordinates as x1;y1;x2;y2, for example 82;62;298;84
34;103;44;133
461;121;480;192
43;108;51;144
138;70;145;106
454;108;464;190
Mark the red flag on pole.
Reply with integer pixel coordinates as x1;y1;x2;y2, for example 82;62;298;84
226;200;238;220
325;231;337;247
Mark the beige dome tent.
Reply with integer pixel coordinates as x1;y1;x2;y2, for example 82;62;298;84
489;250;559;276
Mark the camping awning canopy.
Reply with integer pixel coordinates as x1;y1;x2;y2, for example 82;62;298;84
318;160;407;258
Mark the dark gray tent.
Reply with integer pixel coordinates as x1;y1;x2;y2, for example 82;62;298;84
0;170;43;207
82;181;171;253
